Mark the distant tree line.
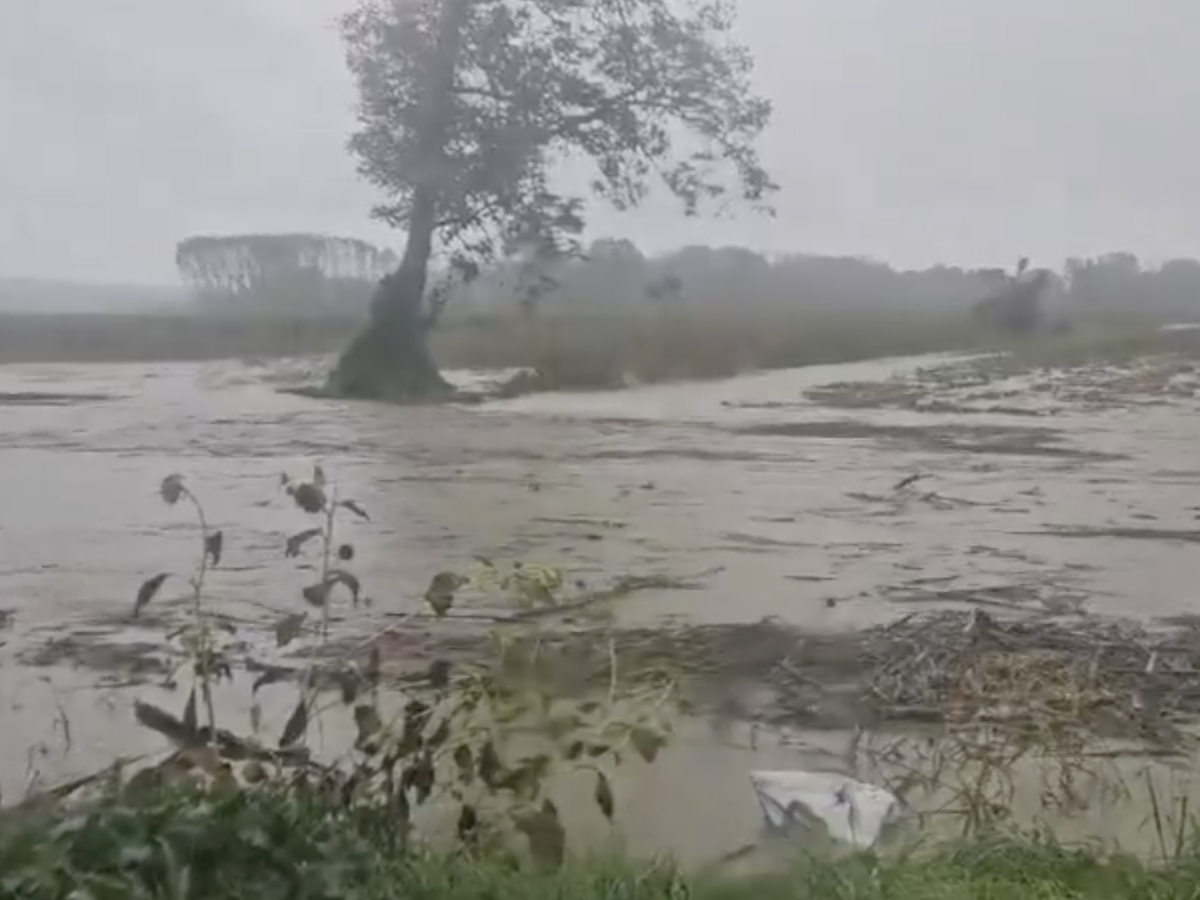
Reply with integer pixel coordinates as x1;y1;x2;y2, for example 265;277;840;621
482;243;1200;317
174;233;1200;322
175;233;398;313
444;242;1200;324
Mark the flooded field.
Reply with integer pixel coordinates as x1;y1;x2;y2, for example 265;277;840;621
2;339;1200;862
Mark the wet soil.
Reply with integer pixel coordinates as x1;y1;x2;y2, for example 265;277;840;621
3;342;1200;859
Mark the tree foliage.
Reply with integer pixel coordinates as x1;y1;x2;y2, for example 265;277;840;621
442;240;1200;323
328;0;776;400
971;258;1051;336
345;0;775;266
175;233;398;312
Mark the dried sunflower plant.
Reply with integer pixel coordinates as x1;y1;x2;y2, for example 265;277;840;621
126;464;675;866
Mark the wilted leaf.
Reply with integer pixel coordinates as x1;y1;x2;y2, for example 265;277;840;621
426;592;453;617
353;704;383;748
302;582;330;607
395;721;422;759
160;474;185;506
251;666;294;694
212;761;237;791
492;700;525;724
285;528;322;558
333;668;362;704
339;772;363;807
424;571;465;617
328;570;361;605
364;645;381;687
133;573;171;618
394;785;411;825
514;799;566;868
510;565;563;608
273;613;306;648
124;765;165;798
478;740;501;787
629;726;667;764
203;651;233;682
457;804;479;843
280;697;309;747
545;711;581;741
453;744;474;784
204;530;223;567
403;699;432;731
290;482;327;514
428;659;452;689
181;688;198;733
495;766;532;797
594;770;615;820
242;760;267;784
405;752;436;804
134;700;202;746
179;746;224;776
426;718;451;750
339;499;370;521
513;579;555;609
514;755;552;797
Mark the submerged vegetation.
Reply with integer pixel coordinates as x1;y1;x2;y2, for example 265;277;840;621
119;466;675;868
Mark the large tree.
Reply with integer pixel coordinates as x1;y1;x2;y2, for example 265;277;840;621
326;0;777;401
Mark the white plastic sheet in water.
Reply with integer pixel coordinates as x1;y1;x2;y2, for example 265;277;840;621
748;770;902;849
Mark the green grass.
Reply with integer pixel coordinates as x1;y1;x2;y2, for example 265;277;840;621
5;784;1200;900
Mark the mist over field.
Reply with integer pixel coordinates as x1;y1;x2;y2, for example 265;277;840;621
0;277;188;313
6;0;1200;287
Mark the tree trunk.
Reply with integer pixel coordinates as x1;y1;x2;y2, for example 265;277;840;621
325;267;451;402
325;0;472;403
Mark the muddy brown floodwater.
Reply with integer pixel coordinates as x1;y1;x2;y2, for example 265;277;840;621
2;347;1200;862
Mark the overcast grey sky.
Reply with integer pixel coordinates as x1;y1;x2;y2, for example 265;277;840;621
2;0;1199;283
